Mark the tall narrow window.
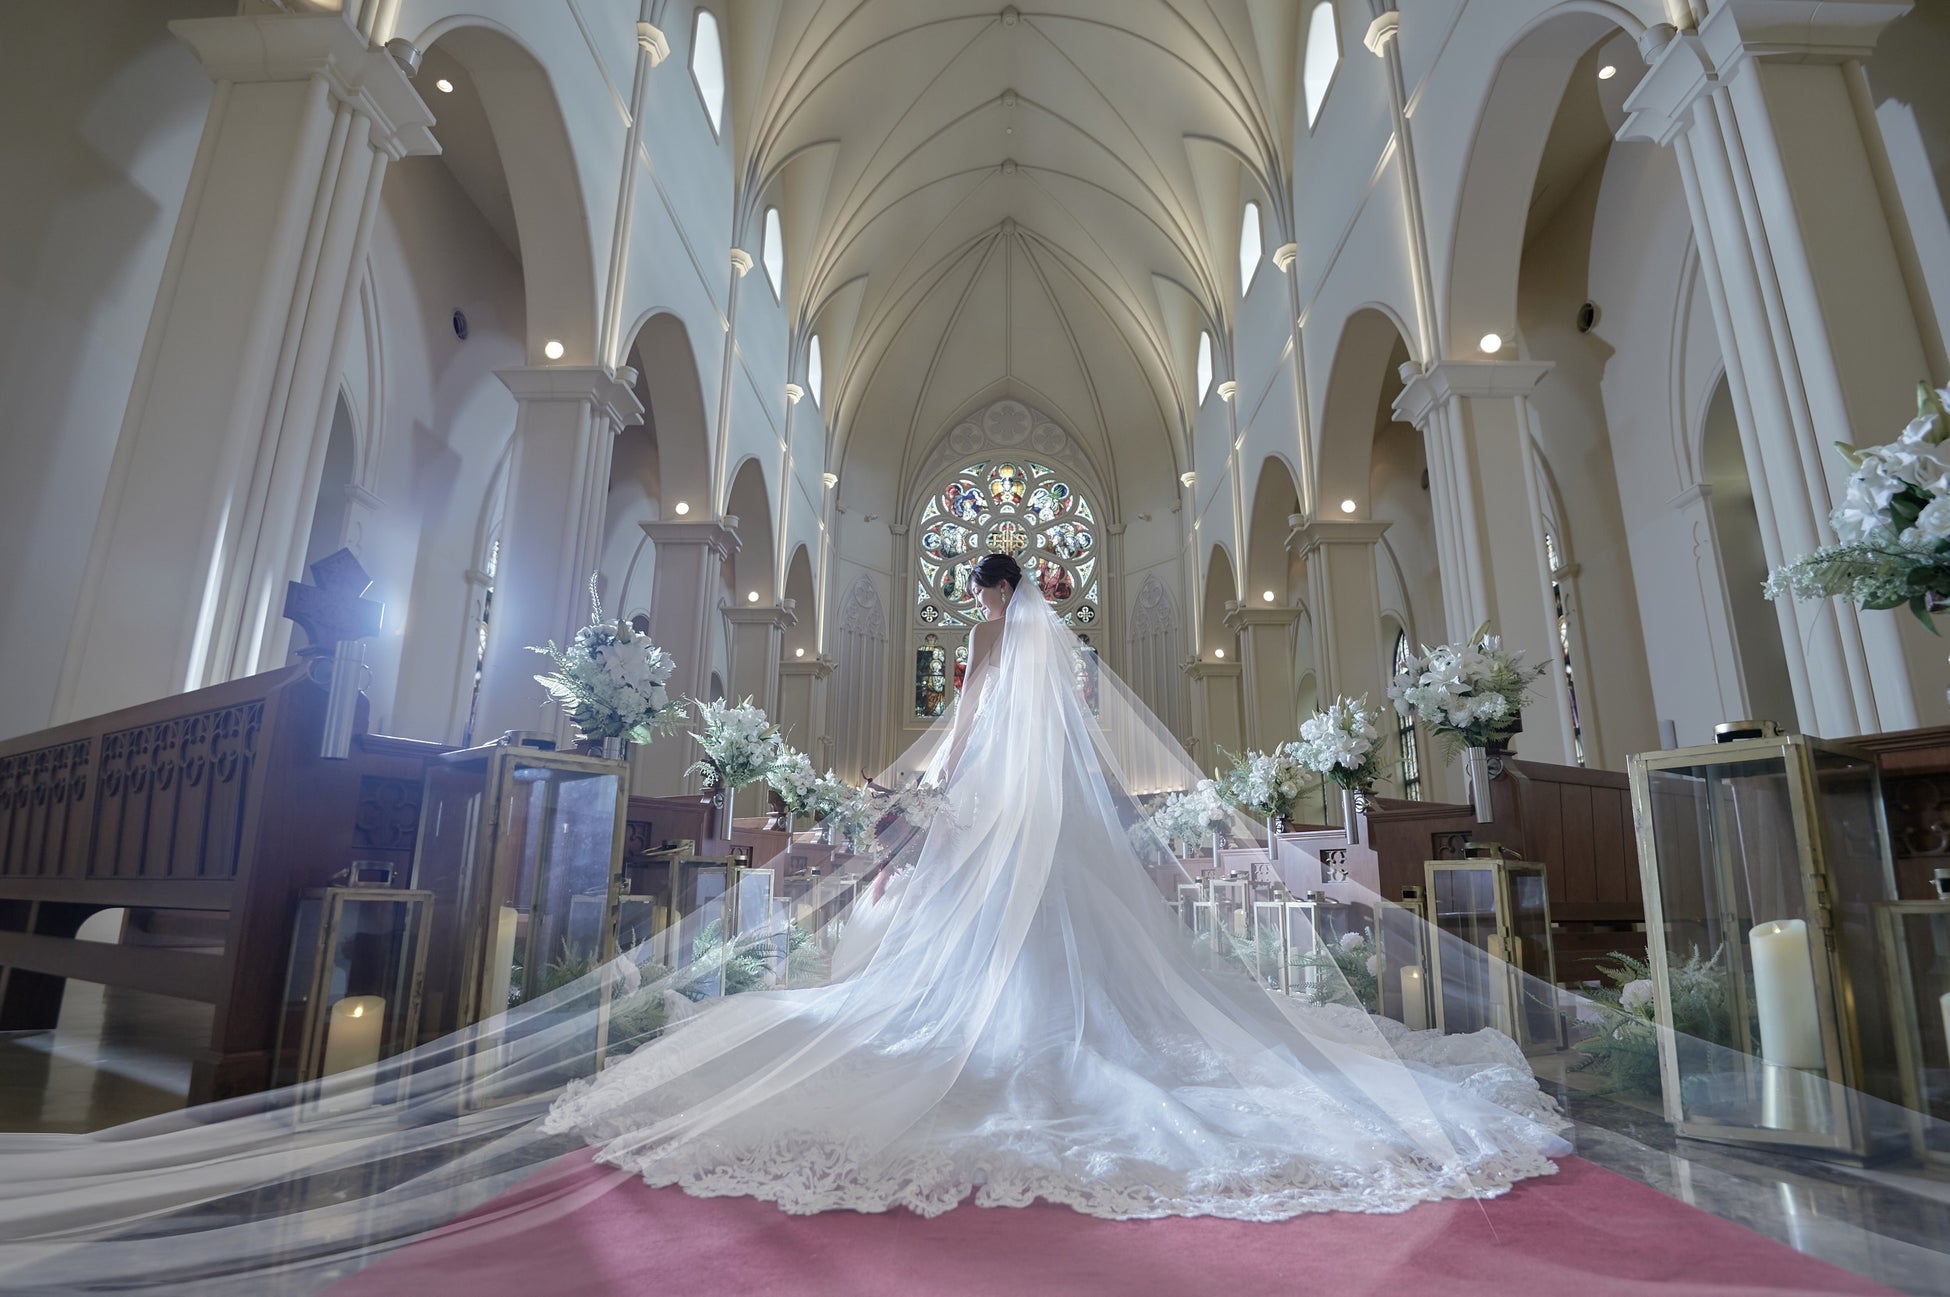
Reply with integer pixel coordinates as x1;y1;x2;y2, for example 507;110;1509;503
1239;201;1263;293
762;208;785;299
462;539;500;748
806;334;824;407
1196;331;1214;403
1544;528;1587;766
690;9;725;137
1303;2;1340;130
1392;629;1423;800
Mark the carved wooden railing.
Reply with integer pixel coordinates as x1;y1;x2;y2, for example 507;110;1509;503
0;668;447;1102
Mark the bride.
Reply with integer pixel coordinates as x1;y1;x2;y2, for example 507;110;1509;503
539;553;1570;1220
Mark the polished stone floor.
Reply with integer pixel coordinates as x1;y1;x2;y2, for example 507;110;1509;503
3;991;1948;1294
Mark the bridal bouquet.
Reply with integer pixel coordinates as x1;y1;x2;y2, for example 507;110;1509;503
1218;745;1310;826
1765;383;1950;627
686;697;784;790
530;575;679;743
765;749;822;818
1294;697;1386;791
1388;625;1544;753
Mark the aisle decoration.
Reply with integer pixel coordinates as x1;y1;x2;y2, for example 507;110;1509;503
1294;697;1386;841
1296;927;1381;1013
1572;947;1735;1098
1218;744;1311;833
1765;382;1950;628
529;575;679;750
686;697;784;791
765;749;822;831
1387;626;1544;754
1147;779;1233;855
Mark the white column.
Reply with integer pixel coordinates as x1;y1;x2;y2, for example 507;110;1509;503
1224;603;1304;752
778;655;836;773
1294;518;1394;711
1395;360;1576;763
725;603;795;818
473;367;643;747
634;517;740;795
58;13;436;721
1621;0;1937;734
1184;660;1245;773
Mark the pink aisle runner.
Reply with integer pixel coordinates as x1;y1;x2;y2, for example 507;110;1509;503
331;1152;1896;1297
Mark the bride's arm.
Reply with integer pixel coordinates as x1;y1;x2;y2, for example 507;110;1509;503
938;621;1000;784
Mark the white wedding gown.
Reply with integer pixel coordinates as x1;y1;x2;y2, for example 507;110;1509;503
540;583;1571;1219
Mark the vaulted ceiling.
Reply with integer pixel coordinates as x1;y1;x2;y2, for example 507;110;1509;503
723;1;1305;512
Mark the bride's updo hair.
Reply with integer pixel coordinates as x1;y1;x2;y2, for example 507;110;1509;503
969;554;1021;593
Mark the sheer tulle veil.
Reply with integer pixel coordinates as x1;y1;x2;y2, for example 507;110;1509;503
0;580;1581;1293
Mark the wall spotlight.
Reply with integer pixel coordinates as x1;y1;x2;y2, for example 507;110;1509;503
543;339;566;360
794;647;806;658
1478;332;1503;354
1598;65;1617;81
1262;590;1276;603
747;590;760;603
674;501;691;516
1340;498;1358;514
434;78;454;94
1213;648;1226;659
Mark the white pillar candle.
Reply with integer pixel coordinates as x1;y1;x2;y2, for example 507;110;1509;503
1750;919;1825;1070
484;904;519;1021
321;995;386;1081
1400;965;1429;1031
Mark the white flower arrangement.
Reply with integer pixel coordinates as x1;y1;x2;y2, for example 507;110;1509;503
1148;779;1233;851
807;770;853;821
686;697;784;790
766;749;821;817
529;576;679;744
1218;745;1311;825
1766;383;1950;626
1388;625;1545;753
1294;697;1386;791
825;782;946;859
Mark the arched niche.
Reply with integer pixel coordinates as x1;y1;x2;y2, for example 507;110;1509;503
1316;304;1416;510
1244;457;1302;604
725;457;775;605
625;311;712;518
1201;544;1238;661
783;544;817;658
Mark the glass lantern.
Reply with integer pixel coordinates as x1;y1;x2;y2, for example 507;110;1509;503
1378;888;1432;1031
1208;872;1252;944
410;731;629;1102
272;865;432;1115
1875;893;1950;1165
1252;892;1320;996
1627;722;1904;1158
667;856;779;995
1425;844;1564;1054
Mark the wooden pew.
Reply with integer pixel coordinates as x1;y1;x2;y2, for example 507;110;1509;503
0;667;448;1102
1838;724;1950;901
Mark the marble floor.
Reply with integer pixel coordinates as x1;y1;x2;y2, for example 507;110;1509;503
3;993;1949;1294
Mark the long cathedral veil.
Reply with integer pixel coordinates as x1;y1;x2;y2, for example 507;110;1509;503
0;582;1933;1294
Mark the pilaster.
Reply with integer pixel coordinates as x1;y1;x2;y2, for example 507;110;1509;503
1222;602;1304;752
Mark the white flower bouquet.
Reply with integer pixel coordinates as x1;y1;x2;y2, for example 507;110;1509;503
825;782;945;860
807;770;853;821
686;697;784;790
766;749;822;817
1293;697;1385;791
1766;383;1950;626
1218;745;1311;825
530;576;679;743
1388;625;1545;753
1148;779;1233;851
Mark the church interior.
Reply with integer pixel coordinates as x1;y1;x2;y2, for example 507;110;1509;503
4;0;1950;1292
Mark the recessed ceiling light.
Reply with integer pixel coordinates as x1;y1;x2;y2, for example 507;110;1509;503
674;501;690;516
1598;65;1617;81
1262;590;1276;603
1213;648;1226;659
1340;499;1358;514
795;647;806;658
1478;332;1503;354
747;590;760;603
543;339;565;360
435;78;454;94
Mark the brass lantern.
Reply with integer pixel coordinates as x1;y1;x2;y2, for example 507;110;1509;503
1874;879;1950;1165
1425;844;1564;1054
272;864;432;1114
410;731;630;1101
1627;722;1904;1158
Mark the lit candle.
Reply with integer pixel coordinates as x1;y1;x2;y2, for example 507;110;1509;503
1400;965;1429;1031
484;905;518;1021
1750;919;1825;1070
321;995;386;1084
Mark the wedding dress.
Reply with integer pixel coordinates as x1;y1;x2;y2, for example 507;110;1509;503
539;581;1571;1219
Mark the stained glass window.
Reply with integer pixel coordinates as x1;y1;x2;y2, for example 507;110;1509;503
463;538;499;748
913;459;1100;716
915;635;950;719
1544;528;1586;766
1392;630;1422;800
